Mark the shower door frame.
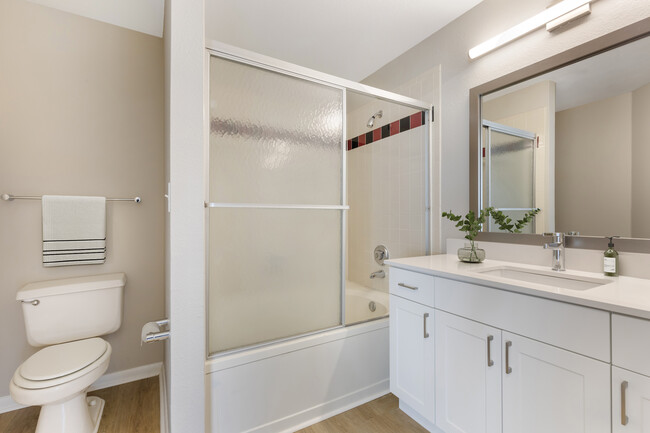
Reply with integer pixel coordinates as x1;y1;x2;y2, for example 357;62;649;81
205;40;433;358
481;120;537;232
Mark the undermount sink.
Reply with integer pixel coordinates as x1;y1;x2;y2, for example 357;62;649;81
475;266;612;291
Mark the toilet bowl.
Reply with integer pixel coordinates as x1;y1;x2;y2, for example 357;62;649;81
10;274;125;433
10;338;112;433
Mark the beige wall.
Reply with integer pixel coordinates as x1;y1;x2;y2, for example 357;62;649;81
482;81;555;233
556;93;633;237
361;0;650;250
632;83;650;239
0;0;165;397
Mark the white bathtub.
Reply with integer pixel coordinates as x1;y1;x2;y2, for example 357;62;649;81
345;280;389;324
206;283;390;433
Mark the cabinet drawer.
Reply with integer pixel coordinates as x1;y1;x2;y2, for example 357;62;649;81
389;267;435;306
435;277;610;362
612;314;650;377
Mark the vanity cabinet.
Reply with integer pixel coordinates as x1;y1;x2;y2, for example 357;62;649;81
502;332;610;433
611;367;650;433
390;266;613;433
389;294;435;424
611;314;650;432
434;311;502;433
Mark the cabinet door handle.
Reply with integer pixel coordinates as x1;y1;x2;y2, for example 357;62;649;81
423;313;430;338
621;380;629;426
398;283;418;290
505;341;512;374
487;335;494;367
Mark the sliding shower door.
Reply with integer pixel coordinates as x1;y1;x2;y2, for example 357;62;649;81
482;121;537;233
207;55;346;355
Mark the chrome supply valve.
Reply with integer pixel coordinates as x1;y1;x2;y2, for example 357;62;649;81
370;270;385;279
543;232;566;271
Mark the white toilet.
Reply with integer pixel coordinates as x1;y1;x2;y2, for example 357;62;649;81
10;273;126;433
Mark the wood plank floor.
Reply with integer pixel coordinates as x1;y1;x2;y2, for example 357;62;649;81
0;377;160;433
296;393;429;433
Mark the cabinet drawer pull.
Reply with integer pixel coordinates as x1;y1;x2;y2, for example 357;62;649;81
423;313;430;338
398;283;418;291
487;335;494;367
621;380;629;426
505;341;512;374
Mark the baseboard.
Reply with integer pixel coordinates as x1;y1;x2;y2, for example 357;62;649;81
89;362;163;391
159;363;169;433
247;379;389;433
398;400;443;433
0;394;25;415
0;362;163;415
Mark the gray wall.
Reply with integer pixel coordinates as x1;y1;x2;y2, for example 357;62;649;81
361;0;650;249
0;0;165;396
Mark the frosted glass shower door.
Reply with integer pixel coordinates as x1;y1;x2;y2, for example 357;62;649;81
207;56;345;355
482;121;536;233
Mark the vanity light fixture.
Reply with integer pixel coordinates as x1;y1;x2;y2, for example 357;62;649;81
468;0;593;60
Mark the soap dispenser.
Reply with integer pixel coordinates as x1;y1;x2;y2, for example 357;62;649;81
604;236;619;277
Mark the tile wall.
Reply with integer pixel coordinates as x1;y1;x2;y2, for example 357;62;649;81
347;103;427;293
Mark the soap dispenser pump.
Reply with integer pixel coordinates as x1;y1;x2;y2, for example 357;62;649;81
604;236;619;277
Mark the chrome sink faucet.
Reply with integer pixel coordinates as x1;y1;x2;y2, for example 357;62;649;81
543;232;566;271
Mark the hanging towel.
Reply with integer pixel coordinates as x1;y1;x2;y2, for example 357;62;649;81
42;195;107;267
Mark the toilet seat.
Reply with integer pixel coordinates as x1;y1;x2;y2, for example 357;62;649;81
12;338;111;390
21;338;108;382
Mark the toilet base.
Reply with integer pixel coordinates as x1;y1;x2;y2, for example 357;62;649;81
35;393;105;433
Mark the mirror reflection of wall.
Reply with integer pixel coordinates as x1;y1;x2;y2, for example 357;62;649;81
479;35;650;238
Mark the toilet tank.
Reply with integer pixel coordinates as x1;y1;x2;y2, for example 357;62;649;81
16;273;126;347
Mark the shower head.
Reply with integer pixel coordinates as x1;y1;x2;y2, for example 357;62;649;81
367;110;383;128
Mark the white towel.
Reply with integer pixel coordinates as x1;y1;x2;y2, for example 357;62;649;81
42;195;106;267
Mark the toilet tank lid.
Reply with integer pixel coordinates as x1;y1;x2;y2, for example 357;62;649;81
16;273;126;301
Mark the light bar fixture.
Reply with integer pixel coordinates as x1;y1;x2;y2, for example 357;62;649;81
468;0;593;60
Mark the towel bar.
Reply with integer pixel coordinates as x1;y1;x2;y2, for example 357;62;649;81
1;194;141;203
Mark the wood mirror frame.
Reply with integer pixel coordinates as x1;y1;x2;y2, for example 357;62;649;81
468;17;650;253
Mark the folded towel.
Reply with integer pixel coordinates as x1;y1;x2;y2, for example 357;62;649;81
42;195;106;267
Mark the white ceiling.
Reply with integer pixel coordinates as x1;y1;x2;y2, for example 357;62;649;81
485;35;650;112
205;0;484;82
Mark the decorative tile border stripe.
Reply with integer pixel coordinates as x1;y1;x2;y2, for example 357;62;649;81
347;111;426;151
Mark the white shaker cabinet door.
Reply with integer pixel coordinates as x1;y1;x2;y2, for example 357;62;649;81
434;310;502;433
613;366;650;433
502;332;610;433
389;294;435;424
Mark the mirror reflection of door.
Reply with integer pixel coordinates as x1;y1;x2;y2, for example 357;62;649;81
482;121;537;233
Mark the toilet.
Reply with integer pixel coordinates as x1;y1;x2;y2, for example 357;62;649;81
10;273;126;433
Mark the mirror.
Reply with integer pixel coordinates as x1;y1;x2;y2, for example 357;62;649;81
471;25;650;241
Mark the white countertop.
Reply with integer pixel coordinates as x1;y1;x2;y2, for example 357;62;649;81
386;254;650;320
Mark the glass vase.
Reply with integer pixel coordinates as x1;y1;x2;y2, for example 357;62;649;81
457;241;485;263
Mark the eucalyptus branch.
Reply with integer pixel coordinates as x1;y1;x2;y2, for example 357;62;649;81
442;207;541;239
490;208;541;233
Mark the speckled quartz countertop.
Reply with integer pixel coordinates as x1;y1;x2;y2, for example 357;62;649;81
386;254;650;320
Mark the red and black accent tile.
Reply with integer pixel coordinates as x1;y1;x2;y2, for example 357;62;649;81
347;110;426;151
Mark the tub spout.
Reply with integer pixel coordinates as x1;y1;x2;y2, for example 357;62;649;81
370;270;385;279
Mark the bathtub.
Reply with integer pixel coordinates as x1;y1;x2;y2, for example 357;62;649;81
206;281;390;433
345;280;389;325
